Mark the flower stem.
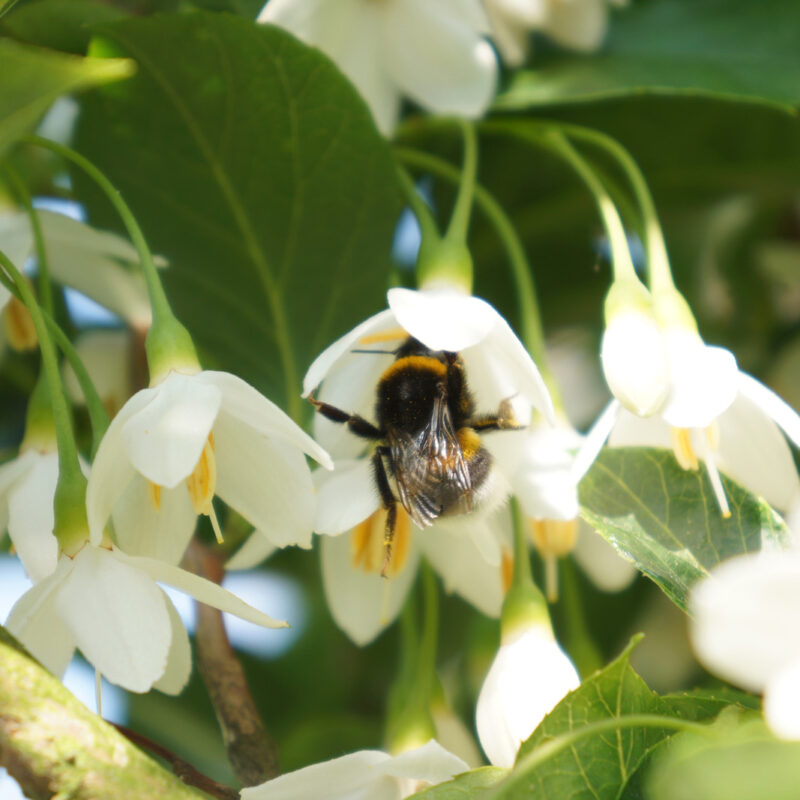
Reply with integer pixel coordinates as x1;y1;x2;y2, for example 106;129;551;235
0;248;88;548
487;714;714;798
396;165;440;247
394;146;561;409
2;165;54;315
446;120;478;244
558;558;603;678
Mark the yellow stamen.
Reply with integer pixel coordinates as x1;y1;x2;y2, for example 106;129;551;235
186;434;224;542
350;506;411;578
670;427;699;471
147;481;162;512
359;327;407;345
4;296;37;351
529;519;578;602
695;427;731;519
501;548;514;593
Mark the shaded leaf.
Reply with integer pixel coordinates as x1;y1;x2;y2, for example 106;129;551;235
497;0;800;112
410;767;506;799
74;12;401;415
0;38;133;155
578;448;789;611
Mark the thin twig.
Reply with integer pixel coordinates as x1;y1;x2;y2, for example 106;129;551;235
185;540;280;787
113;724;238;800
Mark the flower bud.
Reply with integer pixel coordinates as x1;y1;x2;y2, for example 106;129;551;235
601;279;669;417
476;620;580;767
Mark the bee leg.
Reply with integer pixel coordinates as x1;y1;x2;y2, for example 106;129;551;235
372;447;397;578
471;397;525;432
308;394;383;439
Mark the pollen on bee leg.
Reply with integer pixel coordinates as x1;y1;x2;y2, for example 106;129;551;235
670;427;699;471
186;434;224;542
147;481;162;511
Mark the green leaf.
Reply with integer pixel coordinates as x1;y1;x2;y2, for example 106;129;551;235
74;13;401;416
496;0;800;112
0;38;133;155
0;0;20;19
578;448;789;611
0;0;128;55
646;720;800;800
410;767;506;799
661;688;761;722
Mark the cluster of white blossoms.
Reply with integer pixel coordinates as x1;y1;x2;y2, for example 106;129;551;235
258;0;622;134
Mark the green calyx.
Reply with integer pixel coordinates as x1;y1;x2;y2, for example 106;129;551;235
603;277;656;325
53;471;90;556
20;372;57;453
145;314;201;385
652;286;698;334
388;701;438;756
500;579;552;644
416;235;474;294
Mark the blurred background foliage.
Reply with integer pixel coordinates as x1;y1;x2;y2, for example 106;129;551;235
1;0;800;790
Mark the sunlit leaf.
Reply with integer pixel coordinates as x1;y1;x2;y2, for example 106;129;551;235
410;767;506;799
579;448;789;611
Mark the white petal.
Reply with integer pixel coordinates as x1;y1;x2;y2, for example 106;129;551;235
571;400;620;483
152;591;192;695
387;288;497;352
199;371;332;469
572;521;638;593
0;212;33;286
240;749;390;800
87;387;159;544
382;0;497;119
545;0;608;51
5;557;76;677
302;308;397;397
214;412;317;549
431;707;483;769
764;658;800;740
257;0;331;30
689;551;800;693
314;459;379;535
58;547;171;693
607;405;670;448
118;550;288;629
661;334;738;429
122;372;221;488
419;524;504;618
380;739;468;784
7;452;60;581
320;530;420;646
476;625;580;767
738;371;800;452
226;532;277;571
714;394;800;512
111;476;197;565
601;310;670;418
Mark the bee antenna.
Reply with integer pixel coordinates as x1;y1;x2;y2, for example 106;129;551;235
350;348;396;355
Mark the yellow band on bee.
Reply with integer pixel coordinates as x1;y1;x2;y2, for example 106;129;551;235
380;355;447;382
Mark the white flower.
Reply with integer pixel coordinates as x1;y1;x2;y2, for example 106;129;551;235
487;0;618;66
258;0;498;135
689;551;800;740
240;739;468;800
510;420;637;596
5;542;286;694
600;305;670;418
0;209;163;327
579;330;800;517
476;620;580;767
87;368;332;566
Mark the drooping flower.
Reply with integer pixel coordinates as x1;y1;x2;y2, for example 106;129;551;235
689;550;800;740
304;286;553;643
475;616;580;767
240;739;468;800
486;0;623;66
0;208;162;328
6;541;288;695
87;368;332;566
258;0;498;135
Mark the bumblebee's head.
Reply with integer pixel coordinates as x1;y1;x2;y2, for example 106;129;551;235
394;336;454;364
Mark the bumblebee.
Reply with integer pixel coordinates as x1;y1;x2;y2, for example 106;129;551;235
310;336;521;575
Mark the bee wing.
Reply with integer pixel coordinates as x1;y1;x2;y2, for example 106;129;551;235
390;393;472;528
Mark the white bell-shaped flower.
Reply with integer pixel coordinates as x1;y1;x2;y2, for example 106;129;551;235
258;0;498;135
6;542;286;695
486;0;616;66
87;368;332;565
240;739;468;800
476;620;580;767
690;550;800;740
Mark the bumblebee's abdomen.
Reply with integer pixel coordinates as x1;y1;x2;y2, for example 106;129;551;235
377;355;446;432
